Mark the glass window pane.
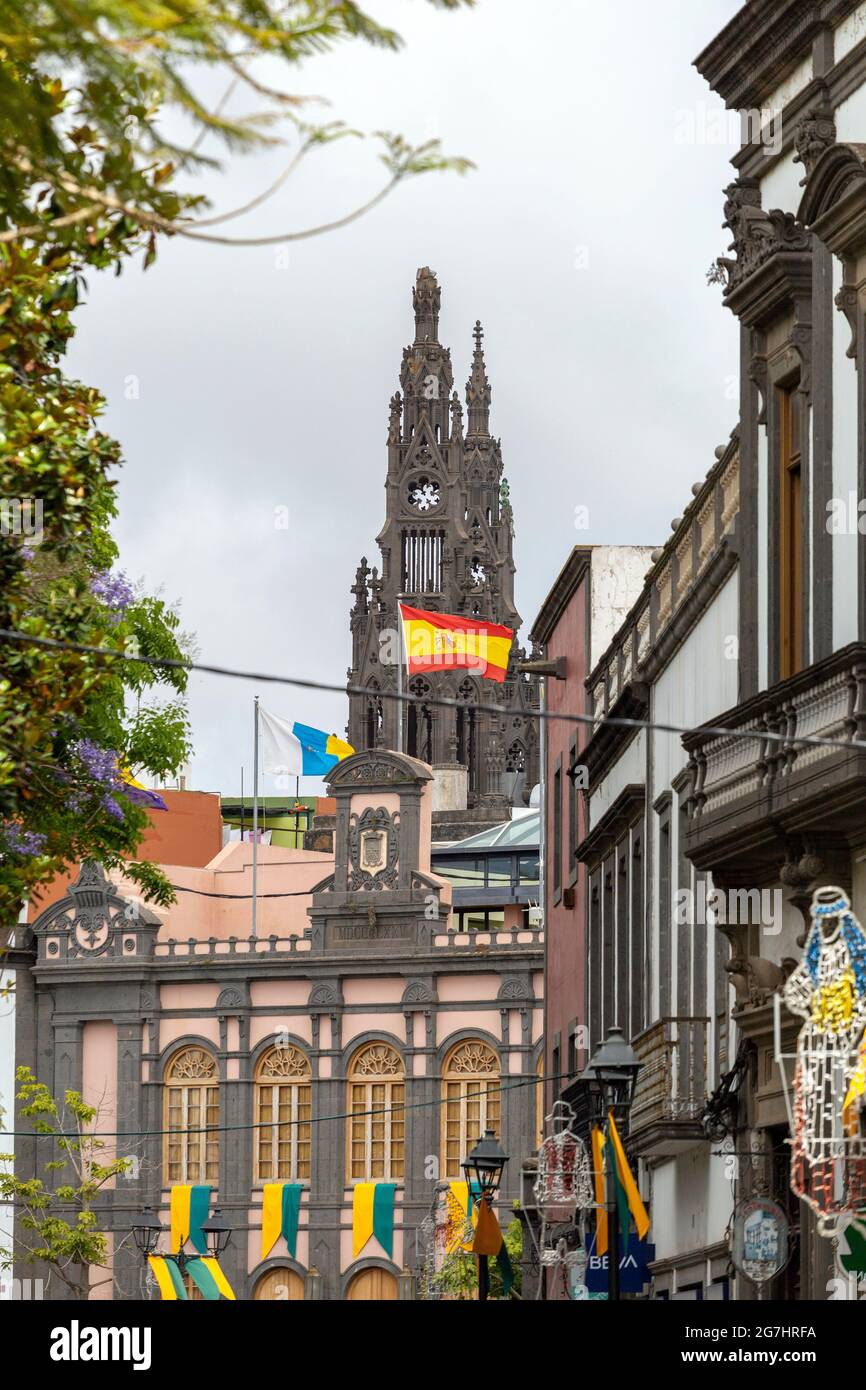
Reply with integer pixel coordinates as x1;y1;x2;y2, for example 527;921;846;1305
519;852;540;884
486;855;512;887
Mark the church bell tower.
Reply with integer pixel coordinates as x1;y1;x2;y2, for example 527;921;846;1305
347;267;538;830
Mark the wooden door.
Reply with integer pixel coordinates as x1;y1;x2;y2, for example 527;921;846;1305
346;1268;398;1300
253;1268;305;1300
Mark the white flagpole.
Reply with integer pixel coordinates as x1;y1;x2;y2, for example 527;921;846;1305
397;598;405;753
252;695;259;937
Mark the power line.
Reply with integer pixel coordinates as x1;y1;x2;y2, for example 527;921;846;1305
0;1067;562;1141
1;627;862;755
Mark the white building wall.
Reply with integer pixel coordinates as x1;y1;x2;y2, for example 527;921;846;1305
832;261;861;650
835;2;866;62
588;546;654;671
588;730;645;830
651;573;740;798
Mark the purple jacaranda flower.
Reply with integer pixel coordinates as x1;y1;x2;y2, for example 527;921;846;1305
73;739;121;788
102;794;125;823
90;569;134;615
2;825;48;857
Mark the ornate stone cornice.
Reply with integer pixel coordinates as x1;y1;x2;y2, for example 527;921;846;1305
694;1;859;110
327;749;433;789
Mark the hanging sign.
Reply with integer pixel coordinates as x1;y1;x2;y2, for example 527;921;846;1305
584;1232;655;1295
731;1198;789;1285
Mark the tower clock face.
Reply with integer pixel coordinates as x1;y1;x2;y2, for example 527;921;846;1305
408;477;441;512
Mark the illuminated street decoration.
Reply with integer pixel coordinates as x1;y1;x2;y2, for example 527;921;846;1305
783;887;866;1230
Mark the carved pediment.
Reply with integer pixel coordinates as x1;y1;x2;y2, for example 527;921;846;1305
33;861;160;960
327;749;433;789
798;141;866;237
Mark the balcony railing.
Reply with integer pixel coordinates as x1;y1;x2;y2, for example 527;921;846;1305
681;645;866;847
629;1017;709;1152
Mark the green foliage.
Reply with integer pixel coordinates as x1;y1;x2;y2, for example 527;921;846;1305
1;1;473;926
0;1066;132;1298
434;1214;523;1300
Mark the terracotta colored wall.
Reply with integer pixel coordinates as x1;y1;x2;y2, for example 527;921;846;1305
544;569;589;1111
27;789;223;920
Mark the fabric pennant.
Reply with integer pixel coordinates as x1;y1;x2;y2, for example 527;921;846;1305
186;1257;222;1301
189;1184;211;1255
608;1111;650;1239
262;1183;283;1260
148;1254;187;1301
496;1242;514;1297
471;1195;504;1258
352;1182;376;1257
200;1256;236;1300
170;1185;191;1255
372;1183;396;1259
281;1182;302;1259
606;1131;631;1248
590;1127;608;1255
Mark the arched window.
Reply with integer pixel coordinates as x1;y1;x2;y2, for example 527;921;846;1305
164;1047;219;1185
255;1045;312;1183
407;676;433;764
365;683;383;750
441;1040;501;1180
347;1043;405;1182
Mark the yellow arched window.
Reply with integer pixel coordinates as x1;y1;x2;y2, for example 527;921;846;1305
347;1043;405;1181
441;1040;501;1180
164;1047;219;1185
255;1045;312;1183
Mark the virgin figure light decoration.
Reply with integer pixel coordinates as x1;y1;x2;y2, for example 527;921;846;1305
784;886;866;1232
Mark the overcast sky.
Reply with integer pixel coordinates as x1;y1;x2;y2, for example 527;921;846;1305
65;0;743;800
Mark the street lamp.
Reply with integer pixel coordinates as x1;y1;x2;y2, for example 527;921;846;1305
580;1026;642;1302
131;1205;233;1284
462;1129;509;1198
462;1131;509;1302
131;1206;163;1259
200;1208;232;1259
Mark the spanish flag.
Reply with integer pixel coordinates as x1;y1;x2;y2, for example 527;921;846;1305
399;604;514;683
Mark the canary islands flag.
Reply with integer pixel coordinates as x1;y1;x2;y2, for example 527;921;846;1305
259;708;354;777
399;603;514;683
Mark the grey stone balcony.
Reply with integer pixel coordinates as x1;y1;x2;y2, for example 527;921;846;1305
681;643;866;880
629;1017;709;1156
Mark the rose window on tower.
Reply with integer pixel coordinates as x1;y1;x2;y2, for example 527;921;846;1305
408;477;441;512
469;556;486;586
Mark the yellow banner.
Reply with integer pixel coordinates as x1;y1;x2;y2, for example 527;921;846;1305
262;1183;283;1260
608;1111;650;1239
170;1186;191;1255
352;1182;375;1257
148;1254;180;1301
591;1127;608;1256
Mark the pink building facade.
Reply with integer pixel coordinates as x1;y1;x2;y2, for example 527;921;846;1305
12;750;542;1300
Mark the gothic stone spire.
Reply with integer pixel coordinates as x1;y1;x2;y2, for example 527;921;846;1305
465;319;491;438
412;266;441;343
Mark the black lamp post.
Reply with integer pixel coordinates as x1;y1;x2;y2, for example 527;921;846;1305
580;1026;642;1302
462;1130;509;1301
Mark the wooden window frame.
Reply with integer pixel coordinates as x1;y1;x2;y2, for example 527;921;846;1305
440;1040;501;1181
163;1047;219;1187
346;1043;405;1183
254;1045;312;1185
778;381;804;680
